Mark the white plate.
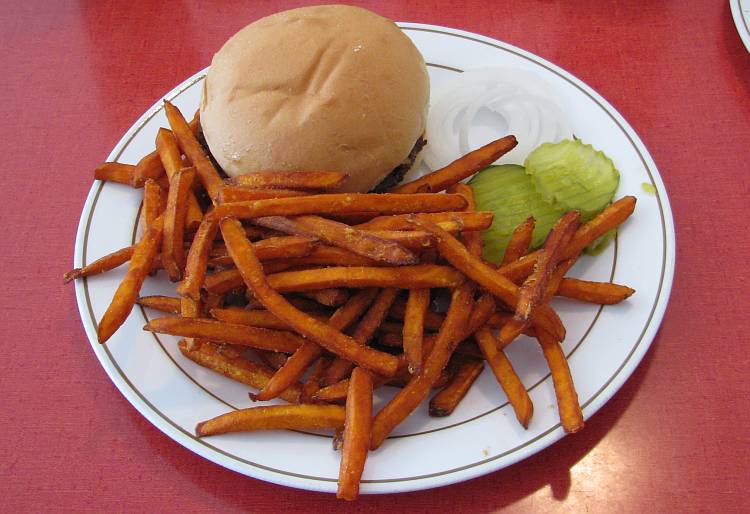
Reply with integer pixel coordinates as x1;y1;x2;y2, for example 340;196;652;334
73;24;675;494
732;0;750;52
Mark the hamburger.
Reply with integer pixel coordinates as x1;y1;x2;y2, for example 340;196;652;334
199;5;429;192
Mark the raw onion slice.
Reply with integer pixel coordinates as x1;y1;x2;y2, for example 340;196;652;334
424;68;573;170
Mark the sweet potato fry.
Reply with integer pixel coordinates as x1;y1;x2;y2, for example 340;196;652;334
213;193;468;219
383;292;493;349
154;128;183;176
429;358;484;417
254;350;288;370
499;252;570;347
264;265;463;293
496;196;637;283
537;328;584;433
201;236;317;295
268;245;382;269
301;357;329;404
218;186;312;203
229;170;348;191
207;235;318;269
254;289;378;402
252;236;318;261
144;316;304;353
475;327;533;428
389;135;517;193
516;211;580;321
180;296;201;317
156;128;203;230
142;179;163;231
132;151;166;187
94;162;136;185
220;218;399;377
542;257;579;303
355;211;493;232
556;278;635;305
211;307;295;330
497;318;528;349
300;288;350;307
362;230;435;250
312;379;352;402
370;284;474;449
195;404;347;437
253;215;418;265
179;340;301;403
179;295;204;351
137;295;181;314
203;268;248;295
403;288;429;374
337;367;373;501
176;213;220;300
564;196;636;257
324;288;399;385
164;100;224;203
389;299;444;332
97;216;163;343
409;216;562;340
201;292;224;312
64;245;135;283
161;167;196;281
447;183;483;258
501;216;535;266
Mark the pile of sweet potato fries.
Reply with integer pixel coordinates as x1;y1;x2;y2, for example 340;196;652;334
66;101;636;500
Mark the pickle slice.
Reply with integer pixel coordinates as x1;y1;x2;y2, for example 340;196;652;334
470;165;563;263
524;139;620;221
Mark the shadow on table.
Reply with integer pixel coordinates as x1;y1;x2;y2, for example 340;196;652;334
131;331;659;513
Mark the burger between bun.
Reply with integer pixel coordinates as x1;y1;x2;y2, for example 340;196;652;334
200;5;429;192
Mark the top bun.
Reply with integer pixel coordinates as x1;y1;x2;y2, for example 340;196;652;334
200;5;429;192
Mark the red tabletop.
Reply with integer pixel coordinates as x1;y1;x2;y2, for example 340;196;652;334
3;0;748;512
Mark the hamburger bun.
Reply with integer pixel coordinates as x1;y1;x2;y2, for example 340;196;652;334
200;5;429;192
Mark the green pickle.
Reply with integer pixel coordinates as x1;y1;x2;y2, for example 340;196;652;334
470;165;563;263
524;139;620;221
470;140;621;263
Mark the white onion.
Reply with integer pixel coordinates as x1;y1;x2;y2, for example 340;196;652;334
424;68;573;171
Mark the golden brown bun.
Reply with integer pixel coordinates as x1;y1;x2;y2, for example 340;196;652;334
200;5;429;192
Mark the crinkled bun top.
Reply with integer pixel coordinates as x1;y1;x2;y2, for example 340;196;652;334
200;4;429;192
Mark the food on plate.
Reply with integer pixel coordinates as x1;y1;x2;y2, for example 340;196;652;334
472;137;622;263
337;368;373;501
200;5;429;193
424;68;574;170
228;171;348;191
537;329;584;433
144;316;306;353
525;139;620;220
252;215;418;265
136;295;181;314
475;327;533;428
389;135;517;193
402;287;430;374
501;216;535;266
428;357;484;417
69;16;640;492
161;167;196;281
471;164;565;262
164;102;224;203
96;216;164;343
516;211;580;321
220;217;400;378
195;404;347;437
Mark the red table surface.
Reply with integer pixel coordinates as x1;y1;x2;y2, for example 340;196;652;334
2;0;748;512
